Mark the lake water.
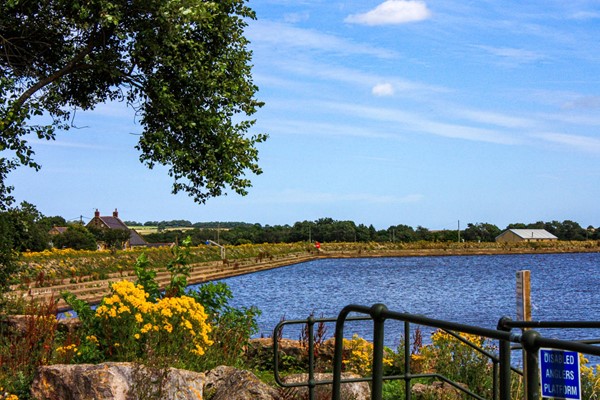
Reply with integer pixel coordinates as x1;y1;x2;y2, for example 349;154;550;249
189;252;600;348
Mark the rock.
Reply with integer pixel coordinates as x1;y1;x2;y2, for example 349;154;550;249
246;337;336;371
411;381;466;399
204;365;281;400
0;315;33;336
0;315;80;337
282;372;371;400
30;362;205;400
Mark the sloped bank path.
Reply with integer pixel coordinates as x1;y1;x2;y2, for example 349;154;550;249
14;243;600;312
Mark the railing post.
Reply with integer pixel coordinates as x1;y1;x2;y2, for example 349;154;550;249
332;307;352;400
497;317;512;400
521;330;541;400
404;321;411;400
371;303;388;400
307;315;315;400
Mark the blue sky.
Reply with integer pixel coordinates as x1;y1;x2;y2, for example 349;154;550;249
9;0;600;230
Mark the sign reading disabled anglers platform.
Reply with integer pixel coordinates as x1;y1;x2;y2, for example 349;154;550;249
539;348;581;400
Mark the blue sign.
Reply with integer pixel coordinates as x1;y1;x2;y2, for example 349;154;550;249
539;348;581;400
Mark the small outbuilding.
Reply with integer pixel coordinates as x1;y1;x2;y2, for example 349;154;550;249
495;229;558;243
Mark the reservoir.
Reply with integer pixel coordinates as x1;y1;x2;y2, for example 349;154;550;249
191;252;600;346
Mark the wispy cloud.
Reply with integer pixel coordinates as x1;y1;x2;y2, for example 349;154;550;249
561;95;600;111
449;108;535;129
283;11;310;23
475;45;547;65
534;132;600;153
569;10;600;20
345;1;432;25
319;101;522;145
255;56;447;99
248;20;398;59
258;118;394;140
28;138;112;151
263;189;424;205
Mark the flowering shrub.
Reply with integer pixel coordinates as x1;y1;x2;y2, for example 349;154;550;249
580;353;600;399
342;334;393;376
420;330;495;397
66;280;212;369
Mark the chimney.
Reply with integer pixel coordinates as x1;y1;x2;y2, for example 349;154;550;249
113;208;119;218
94;209;100;218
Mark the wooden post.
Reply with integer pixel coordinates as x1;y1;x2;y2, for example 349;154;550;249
517;270;532;396
516;270;531;322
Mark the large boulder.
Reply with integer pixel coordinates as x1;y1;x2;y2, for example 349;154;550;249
30;362;205;400
204;365;281;400
282;372;371;400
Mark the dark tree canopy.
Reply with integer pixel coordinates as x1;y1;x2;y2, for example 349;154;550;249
54;224;98;251
0;0;265;208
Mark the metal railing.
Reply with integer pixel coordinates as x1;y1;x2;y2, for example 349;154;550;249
273;303;600;400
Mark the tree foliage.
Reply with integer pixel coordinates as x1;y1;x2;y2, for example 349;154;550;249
53;224;98;250
88;225;131;250
0;201;54;298
0;0;265;208
1;201;51;252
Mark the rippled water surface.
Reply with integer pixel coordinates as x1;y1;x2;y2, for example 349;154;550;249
190;253;600;345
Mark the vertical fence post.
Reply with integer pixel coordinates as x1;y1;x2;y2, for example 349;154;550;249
332;308;351;400
404;321;411;400
307;315;315;400
497;317;513;400
371;304;388;400
522;330;541;400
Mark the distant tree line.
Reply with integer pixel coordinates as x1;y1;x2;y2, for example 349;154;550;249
0;202;598;255
124;220;254;230
142;218;600;246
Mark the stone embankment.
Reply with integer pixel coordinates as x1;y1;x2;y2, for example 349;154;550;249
14;252;320;311
12;243;600;311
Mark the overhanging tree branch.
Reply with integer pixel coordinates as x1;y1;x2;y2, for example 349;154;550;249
12;30;106;111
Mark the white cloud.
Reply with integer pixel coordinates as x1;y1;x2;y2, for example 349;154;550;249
345;1;431;26
372;83;395;96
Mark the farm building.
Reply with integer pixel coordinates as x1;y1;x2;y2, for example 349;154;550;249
495;229;558;243
87;208;148;249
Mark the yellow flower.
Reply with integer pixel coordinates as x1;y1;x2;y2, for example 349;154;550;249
141;323;153;334
86;335;99;344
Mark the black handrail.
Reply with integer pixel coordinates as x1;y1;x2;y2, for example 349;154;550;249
272;305;600;400
331;304;600;400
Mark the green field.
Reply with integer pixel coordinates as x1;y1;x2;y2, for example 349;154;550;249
127;226;196;235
